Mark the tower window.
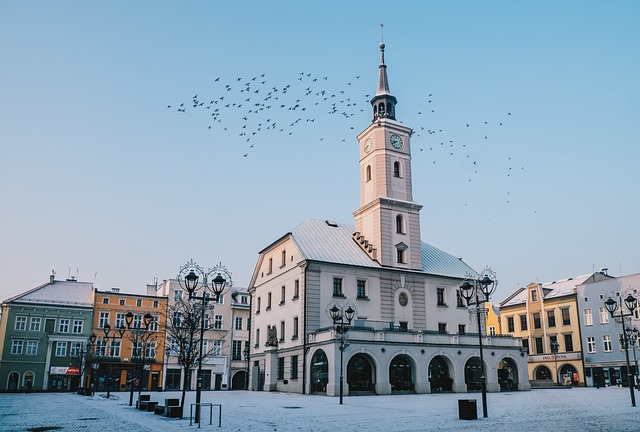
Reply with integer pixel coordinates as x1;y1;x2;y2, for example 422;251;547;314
396;215;404;233
393;161;401;178
396;248;405;264
366;165;371;182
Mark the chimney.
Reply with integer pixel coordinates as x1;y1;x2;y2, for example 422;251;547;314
49;270;56;284
111;287;120;293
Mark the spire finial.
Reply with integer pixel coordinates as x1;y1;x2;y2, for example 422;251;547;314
380;24;384;44
371;26;397;122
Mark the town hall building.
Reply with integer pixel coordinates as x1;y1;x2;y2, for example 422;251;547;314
247;42;530;396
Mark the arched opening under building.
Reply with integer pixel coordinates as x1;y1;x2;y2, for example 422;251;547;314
7;372;19;391
497;358;518;391
389;354;414;393
464;357;483;392
535;365;552;381
310;349;328;394
429;356;452;393
231;370;247;390
347;353;376;394
559;364;578;386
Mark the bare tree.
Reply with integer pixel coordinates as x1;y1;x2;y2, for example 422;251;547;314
164;299;227;413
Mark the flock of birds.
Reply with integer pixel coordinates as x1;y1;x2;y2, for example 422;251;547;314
167;71;526;215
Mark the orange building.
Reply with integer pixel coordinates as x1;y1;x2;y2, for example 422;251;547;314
92;289;168;392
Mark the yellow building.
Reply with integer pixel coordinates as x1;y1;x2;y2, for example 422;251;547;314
485;303;502;336
499;273;609;387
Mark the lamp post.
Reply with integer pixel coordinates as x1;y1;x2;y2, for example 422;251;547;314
103;322;126;398
626;327;640;391
327;303;356;405
550;340;559;385
459;267;498;418
604;293;637;407
243;345;250;391
126;311;153;407
177;260;227;423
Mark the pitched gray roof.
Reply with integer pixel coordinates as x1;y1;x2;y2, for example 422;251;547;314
5;279;94;308
289;219;476;279
500;273;594;307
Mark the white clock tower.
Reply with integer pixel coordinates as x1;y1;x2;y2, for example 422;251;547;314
353;41;423;271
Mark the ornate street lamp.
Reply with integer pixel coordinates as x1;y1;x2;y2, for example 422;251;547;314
125;311;153;407
177;260;227;423
326;302;356;405
550;340;559;385
604;293;638;407
460;267;498;418
627;327;640;390
103;322;126;398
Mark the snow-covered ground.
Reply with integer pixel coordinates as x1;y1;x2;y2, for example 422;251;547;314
1;387;637;431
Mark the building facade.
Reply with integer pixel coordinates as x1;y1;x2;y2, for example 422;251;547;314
248;42;529;396
499;272;611;387
92;289;167;392
149;275;250;391
0;273;95;391
576;272;640;387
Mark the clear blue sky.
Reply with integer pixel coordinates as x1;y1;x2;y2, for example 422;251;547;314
1;1;639;303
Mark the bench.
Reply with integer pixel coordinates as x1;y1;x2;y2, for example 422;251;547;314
136;394;151;410
165;398;182;418
146;401;158;412
154;405;165;415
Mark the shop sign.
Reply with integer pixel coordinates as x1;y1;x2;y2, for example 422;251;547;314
49;366;80;375
528;352;582;362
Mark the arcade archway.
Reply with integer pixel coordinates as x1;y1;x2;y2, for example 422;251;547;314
310;349;328;394
389;354;415;393
497;358;518;391
429;356;452;392
464;357;483;392
347;353;376;394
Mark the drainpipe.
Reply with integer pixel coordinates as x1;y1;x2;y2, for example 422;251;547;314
302;265;308;395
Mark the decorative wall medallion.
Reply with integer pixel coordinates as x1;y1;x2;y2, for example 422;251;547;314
399;292;408;306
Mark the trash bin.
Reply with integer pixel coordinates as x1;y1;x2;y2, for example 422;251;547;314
458;399;477;420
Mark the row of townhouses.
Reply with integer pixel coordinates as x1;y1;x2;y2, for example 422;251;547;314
1;41;637;397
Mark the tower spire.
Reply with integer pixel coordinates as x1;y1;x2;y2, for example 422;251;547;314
371;25;397;121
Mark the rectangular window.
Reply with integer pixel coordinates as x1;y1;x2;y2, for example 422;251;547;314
172;311;182;327
25;340;38;355
102;297;109;304
547;310;556;328
357;280;367;299
533;313;541;329
232;340;242;360
214;315;223;330
58;319;70;333
291;355;299;379
201;339;209;356
213;340;222;356
438;323;447;333
29;317;41;332
119;299;126;306
293;279;300;299
268;258;273;274
132;341;142;358
255;328;260;347
95;339;107;357
564;334;574;352
507;316;515;333
459;324;466;334
133;314;142;328
456;290;465;307
11;340;23;355
522;339;529;354
397;249;405;264
280;321;285;342
437;288;446;306
281;250;286;267
55;341;67;357
149;316;159;332
174;290;183;301
535;337;544;354
488;326;496;336
153;300;159;308
110;340;121;357
561;308;571;326
267;292;272;309
72;320;84;334
333;278;343;297
280;285;286;305
116;313;125;329
584;308;593;326
520;315;528;331
599;307;610;324
15;316;27;331
145;341;156;358
587;336;596;354
99;312;109;328
603;335;612;352
137;299;142;307
531;290;538;302
277;357;285;380
293;317;299;339
235;317;243;330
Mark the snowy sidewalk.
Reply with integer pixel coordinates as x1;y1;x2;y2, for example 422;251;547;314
1;387;637;431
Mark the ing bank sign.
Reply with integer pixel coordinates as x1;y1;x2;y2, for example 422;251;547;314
528;352;582;363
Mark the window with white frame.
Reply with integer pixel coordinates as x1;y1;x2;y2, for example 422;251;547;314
232;340;242;360
136;299;142;307
174;290;183;301
587;336;596;354
599;307;610;324
95;339;107;357
72;319;83;334
214;315;223;330
110;340;121;357
145;341;156;358
149;315;159;332
172;311;182;327
55;341;67;357
293;317;299;339
235;317;242;330
26;340;38;355
133;314;142;328
58;319;70;333
584;308;593;326
132;341;143;358
213;340;222;356
99;312;109;328
15;316;27;331
29;317;41;332
116;313;125;329
333;277;343;297
11;340;24;354
603;335;612;352
216;293;224;305
203;313;211;329
294;279;300;299
489;326;496;336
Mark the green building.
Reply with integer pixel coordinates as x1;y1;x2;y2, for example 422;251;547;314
0;273;94;391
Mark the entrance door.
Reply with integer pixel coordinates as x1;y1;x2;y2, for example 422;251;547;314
347;354;375;393
429;356;452;392
310;350;328;394
151;372;159;391
7;372;19;391
389;355;414;393
465;357;483;392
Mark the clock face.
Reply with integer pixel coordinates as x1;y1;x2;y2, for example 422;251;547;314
390;134;403;149
364;138;372;153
